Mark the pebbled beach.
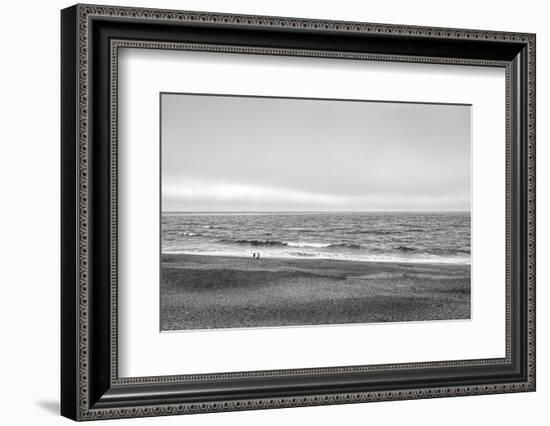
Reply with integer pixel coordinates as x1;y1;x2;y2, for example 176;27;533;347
160;253;471;331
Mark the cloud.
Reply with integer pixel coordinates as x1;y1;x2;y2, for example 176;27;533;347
162;179;470;212
163;180;350;206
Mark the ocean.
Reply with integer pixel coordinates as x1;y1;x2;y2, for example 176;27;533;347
161;212;470;265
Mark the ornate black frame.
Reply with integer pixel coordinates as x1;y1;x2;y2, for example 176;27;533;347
61;4;536;421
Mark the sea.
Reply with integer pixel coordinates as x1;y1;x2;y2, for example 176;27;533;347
161;212;471;265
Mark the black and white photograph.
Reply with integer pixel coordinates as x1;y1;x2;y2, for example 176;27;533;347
58;3;537;421
160;93;472;331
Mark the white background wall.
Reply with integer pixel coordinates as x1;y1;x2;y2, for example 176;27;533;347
0;0;547;424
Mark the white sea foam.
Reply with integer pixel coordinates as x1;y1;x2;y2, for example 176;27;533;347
162;248;471;265
285;241;331;248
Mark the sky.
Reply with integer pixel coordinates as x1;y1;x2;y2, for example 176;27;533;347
161;93;471;212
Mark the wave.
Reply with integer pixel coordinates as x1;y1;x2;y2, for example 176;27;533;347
454;248;471;254
219;239;288;247
188;237;470;258
392;245;471;256
328;243;362;249
394;245;418;252
354;230;400;235
218;238;338;249
212;239;469;255
394;245;475;255
286;241;331;248
178;231;197;237
289;251;316;257
434;248;471;255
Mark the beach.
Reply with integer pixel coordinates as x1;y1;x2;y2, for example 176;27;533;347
160;253;471;331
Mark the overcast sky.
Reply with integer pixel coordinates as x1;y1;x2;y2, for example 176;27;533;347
161;93;470;212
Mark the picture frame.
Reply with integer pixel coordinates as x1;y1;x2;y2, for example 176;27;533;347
61;3;536;421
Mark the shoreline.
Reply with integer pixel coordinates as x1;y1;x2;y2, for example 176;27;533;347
161;251;471;267
161;253;471;331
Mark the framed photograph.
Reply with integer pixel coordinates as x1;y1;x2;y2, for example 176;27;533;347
61;4;536;421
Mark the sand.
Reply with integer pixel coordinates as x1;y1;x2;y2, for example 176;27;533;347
160;253;471;331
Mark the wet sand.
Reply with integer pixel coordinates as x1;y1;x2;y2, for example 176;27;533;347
160;253;471;331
